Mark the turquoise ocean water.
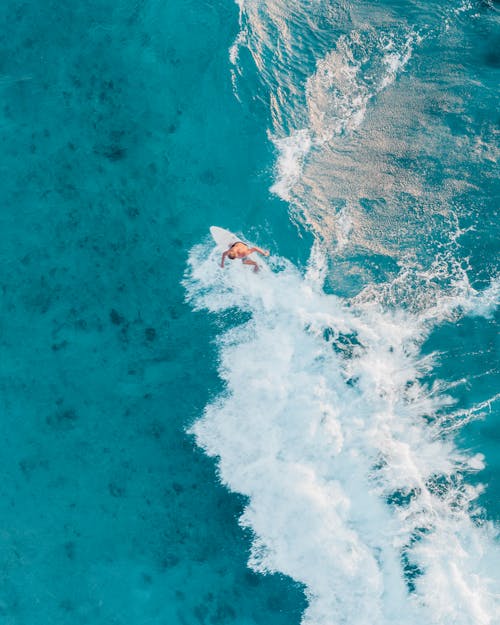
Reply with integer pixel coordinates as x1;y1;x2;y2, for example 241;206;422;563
0;1;498;624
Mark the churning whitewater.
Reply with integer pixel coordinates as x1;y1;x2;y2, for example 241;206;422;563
184;246;499;625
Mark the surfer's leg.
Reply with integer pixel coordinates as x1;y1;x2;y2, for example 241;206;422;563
243;259;259;272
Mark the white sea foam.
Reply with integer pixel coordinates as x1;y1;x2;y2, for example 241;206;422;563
184;245;500;625
460;277;500;319
269;129;312;201
380;33;420;89
354;254;499;322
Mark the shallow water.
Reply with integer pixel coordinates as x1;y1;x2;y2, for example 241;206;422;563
1;0;499;624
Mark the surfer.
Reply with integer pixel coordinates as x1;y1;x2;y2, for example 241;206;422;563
220;242;269;272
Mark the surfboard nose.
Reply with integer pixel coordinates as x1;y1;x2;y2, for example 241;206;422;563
210;226;239;250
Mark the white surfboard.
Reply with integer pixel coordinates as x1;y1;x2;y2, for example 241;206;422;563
210;226;240;250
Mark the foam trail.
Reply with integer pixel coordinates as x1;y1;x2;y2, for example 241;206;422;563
184;245;500;625
269;129;312;201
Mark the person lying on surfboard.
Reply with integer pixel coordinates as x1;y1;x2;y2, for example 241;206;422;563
220;241;269;272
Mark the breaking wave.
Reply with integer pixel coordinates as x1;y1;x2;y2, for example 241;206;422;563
184;245;499;625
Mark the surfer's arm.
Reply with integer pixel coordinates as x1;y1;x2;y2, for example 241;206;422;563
247;246;269;257
221;251;229;267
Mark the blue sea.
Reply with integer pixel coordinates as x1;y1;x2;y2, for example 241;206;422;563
0;0;498;624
